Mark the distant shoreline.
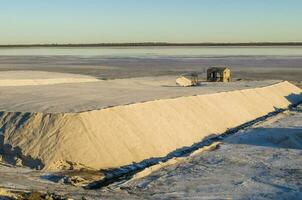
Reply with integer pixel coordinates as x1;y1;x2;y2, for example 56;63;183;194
1;42;302;48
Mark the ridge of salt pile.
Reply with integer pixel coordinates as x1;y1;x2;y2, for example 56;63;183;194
0;81;301;170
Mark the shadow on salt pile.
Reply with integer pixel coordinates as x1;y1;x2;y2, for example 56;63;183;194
224;92;302;150
290;106;302;113
224;127;302;150
286;93;302;105
0;135;44;169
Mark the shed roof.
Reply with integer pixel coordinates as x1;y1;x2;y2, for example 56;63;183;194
207;67;230;72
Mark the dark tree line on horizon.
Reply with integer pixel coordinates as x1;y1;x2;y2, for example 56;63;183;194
1;42;302;47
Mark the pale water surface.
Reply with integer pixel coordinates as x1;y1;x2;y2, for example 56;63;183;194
0;46;302;57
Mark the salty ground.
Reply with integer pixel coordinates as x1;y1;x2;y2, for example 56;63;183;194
1;55;302;84
0;71;280;113
0;105;301;199
0;52;302;199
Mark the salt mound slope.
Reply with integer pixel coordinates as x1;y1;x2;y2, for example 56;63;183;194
0;71;99;86
0;81;301;170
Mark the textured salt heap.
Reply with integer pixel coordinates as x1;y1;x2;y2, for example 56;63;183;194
0;80;301;170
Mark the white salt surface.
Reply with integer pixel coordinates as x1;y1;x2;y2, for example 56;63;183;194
0;71;280;113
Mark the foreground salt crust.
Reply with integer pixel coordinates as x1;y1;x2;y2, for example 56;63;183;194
0;81;301;170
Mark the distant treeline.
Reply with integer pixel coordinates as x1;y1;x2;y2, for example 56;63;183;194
1;42;302;47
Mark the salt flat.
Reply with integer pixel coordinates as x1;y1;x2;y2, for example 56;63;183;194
0;70;301;199
0;71;280;113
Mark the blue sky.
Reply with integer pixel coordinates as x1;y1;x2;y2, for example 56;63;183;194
0;0;301;44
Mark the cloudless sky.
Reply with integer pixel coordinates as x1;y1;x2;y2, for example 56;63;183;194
0;0;302;44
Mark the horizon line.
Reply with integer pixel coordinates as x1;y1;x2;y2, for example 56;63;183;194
1;42;302;47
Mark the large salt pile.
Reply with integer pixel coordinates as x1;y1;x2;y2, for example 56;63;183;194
0;81;301;170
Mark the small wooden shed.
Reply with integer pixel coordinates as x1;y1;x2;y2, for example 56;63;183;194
176;73;199;87
207;67;231;82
